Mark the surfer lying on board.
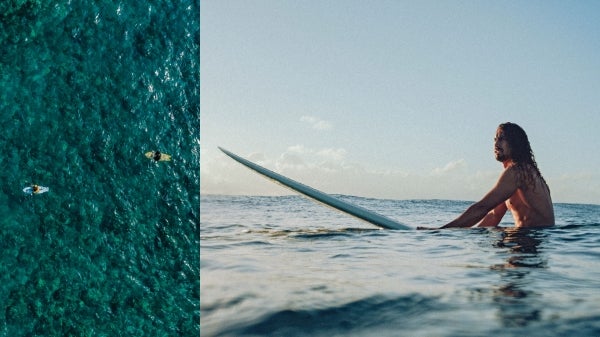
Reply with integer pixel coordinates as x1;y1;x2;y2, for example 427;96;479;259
145;151;172;161
419;122;554;229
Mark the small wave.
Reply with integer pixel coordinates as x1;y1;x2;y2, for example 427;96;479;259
555;223;600;230
216;294;447;336
237;228;382;240
289;228;383;240
201;293;257;316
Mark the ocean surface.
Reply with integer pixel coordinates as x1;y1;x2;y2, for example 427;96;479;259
201;195;600;337
1;1;199;336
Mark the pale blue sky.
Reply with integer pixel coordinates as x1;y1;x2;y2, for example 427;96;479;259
201;1;600;204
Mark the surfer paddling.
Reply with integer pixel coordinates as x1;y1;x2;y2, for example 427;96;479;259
152;151;163;161
420;122;554;229
23;184;49;195
145;151;171;161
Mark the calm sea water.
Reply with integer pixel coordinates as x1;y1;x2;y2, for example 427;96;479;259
201;195;600;337
1;1;199;335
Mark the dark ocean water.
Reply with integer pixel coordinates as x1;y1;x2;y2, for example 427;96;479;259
201;195;600;337
1;1;199;335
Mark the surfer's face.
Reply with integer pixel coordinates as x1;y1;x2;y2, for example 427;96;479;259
494;129;511;162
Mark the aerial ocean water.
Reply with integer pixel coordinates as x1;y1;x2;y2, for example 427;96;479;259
1;1;199;335
201;195;600;337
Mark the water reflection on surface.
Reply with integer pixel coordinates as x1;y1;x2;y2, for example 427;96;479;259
491;228;548;327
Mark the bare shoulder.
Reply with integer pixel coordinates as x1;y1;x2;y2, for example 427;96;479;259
508;163;545;189
497;165;520;186
503;164;520;176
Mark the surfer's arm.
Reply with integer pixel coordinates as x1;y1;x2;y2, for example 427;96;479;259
441;168;517;229
475;202;508;227
440;202;495;228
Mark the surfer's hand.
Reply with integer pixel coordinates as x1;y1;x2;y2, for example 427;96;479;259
416;226;439;230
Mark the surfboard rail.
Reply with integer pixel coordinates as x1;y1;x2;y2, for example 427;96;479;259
219;147;410;230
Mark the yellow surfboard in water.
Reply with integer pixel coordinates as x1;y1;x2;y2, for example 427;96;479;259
145;151;172;161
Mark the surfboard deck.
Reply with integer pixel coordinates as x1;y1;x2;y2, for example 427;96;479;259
23;186;49;195
219;147;410;230
145;151;171;161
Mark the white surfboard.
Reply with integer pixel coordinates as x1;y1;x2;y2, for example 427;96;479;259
219;147;410;230
23;185;49;195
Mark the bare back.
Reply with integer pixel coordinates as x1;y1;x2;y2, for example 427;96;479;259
506;165;554;227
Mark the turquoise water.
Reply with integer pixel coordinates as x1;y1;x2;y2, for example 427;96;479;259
201;195;600;336
1;1;199;335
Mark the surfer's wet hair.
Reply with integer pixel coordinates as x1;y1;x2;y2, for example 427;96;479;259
498;122;548;190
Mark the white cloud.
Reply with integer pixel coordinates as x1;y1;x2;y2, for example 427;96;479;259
547;172;600;204
432;159;467;175
286;144;310;154
316;148;347;162
247;152;267;163
278;151;306;169
300;115;333;130
276;145;347;172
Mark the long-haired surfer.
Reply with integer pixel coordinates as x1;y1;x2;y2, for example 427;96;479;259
419;122;554;229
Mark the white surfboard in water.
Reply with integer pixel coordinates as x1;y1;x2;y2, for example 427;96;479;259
23;185;49;195
219;147;410;230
